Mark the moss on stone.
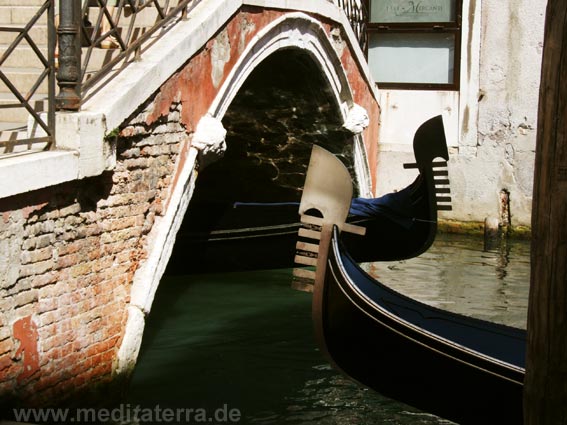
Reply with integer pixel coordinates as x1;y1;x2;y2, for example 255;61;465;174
438;219;532;240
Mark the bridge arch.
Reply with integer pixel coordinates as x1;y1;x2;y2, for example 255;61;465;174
0;2;381;404
117;8;379;378
212;13;351;119
209;12;372;193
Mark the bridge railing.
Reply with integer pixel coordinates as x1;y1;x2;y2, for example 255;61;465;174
0;0;366;156
0;0;56;154
335;0;368;52
57;0;202;110
0;0;201;155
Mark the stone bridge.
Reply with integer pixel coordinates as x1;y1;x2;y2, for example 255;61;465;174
0;0;380;406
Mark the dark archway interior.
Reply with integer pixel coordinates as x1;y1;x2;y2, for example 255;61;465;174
165;48;359;273
189;48;358;205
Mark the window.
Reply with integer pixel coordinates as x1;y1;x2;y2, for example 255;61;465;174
366;0;462;90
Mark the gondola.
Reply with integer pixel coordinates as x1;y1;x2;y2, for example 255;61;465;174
295;141;526;424
167;115;451;274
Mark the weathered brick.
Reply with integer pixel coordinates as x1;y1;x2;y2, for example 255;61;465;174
100;227;143;244
14;290;38;308
0;338;13;355
22;233;55;250
111;170;130;184
57;342;76;360
91;257;114;274
41;281;72;299
0;38;191;402
0;352;13;371
100;216;144;233
58;203;82;218
158;175;173;188
30;271;59;289
38;209;60;221
75;223;103;239
21;247;53;265
38;297;58;314
114;249;134;265
96;191;154;208
23;220;56;238
19;259;55;278
13;304;34;319
136;133;166;147
124;157;152;170
100;265;131;282
0;325;10;341
56;237;98;257
41;333;65;352
102;203;150;219
56;253;80;270
64;215;85;227
3;279;31;296
38;311;59;327
69;262;93;278
121;147;141;158
141;144;174;157
33;370;66;392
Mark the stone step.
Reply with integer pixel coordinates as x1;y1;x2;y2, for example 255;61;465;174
0;0;45;5
0;46;123;124
0;94;48;123
0;6;48;26
84;6;176;30
0;44;123;69
0;25;49;46
0;45;49;69
0;122;26;132
0;68;49;96
0;128;49;155
0;117;50;155
0;6;169;46
0;2;178;128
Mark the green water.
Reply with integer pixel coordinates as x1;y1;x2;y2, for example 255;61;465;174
127;233;530;424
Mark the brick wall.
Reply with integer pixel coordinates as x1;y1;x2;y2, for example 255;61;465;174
0;101;186;407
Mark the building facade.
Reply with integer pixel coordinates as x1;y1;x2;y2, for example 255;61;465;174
367;0;546;229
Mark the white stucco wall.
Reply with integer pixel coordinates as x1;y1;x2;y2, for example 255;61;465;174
374;0;546;228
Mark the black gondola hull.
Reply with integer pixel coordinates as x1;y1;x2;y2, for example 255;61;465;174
167;115;450;274
316;229;525;425
166;178;433;273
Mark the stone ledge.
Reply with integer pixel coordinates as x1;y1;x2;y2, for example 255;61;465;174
0;150;79;199
438;219;532;239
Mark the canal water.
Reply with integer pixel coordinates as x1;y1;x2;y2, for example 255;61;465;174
126;233;530;424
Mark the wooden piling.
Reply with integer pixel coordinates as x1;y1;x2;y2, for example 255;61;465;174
523;0;567;423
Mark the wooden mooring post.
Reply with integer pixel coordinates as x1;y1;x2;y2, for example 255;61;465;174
523;0;567;423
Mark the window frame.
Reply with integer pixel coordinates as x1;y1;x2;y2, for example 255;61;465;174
365;0;463;90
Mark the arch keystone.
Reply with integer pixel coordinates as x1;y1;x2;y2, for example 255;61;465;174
343;103;369;134
192;114;227;167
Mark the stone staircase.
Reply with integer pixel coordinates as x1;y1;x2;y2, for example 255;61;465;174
0;0;51;152
0;0;169;154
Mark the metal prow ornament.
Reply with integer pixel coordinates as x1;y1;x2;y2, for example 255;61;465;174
292;145;365;293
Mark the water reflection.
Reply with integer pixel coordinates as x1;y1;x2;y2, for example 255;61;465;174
127;234;530;424
362;233;530;329
191;49;357;206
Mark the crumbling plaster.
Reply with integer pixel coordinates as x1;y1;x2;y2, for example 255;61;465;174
375;0;546;228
